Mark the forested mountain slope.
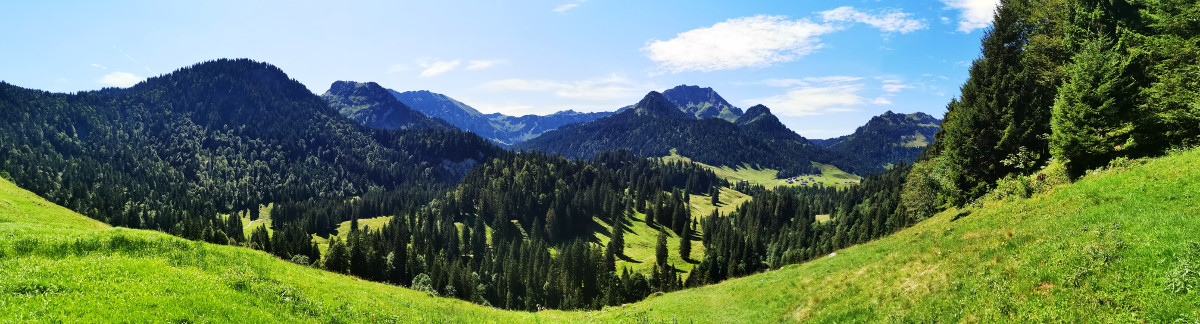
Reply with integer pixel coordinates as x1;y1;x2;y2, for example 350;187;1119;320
813;111;941;174
0;58;501;242
904;0;1200;215
592;146;1200;323
518;91;852;177
323;81;453;131
6;133;1197;323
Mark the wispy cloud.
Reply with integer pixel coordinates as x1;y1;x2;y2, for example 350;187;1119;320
481;74;649;102
941;0;1001;33
819;6;927;34
553;0;587;13
90;63;107;70
465;59;505;71
744;83;865;117
644;7;924;73
113;46;155;75
758;76;863;88
98;72;143;88
872;97;893;105
419;59;462;78
882;84;911;93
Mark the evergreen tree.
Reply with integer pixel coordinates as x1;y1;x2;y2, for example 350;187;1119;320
324;236;350;274
679;226;692;262
655;229;669;270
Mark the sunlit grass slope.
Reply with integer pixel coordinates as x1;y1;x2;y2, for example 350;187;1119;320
591;148;1200;322
661;151;860;189
0;177;558;323
6;145;1200;322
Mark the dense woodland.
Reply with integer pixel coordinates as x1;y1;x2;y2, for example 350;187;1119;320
903;0;1200;217
0;59;501;243
262;150;726;310
323;81;453;131
814;111;942;174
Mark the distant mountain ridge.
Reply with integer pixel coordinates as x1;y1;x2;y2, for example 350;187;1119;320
814;111;942;174
323;81;453;131
391;90;611;145
663;85;743;120
617;85;745;120
0;58;502;232
517;91;848;177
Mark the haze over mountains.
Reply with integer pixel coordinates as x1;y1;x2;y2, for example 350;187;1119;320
326;80;942;177
390;89;612;146
517;91;848;176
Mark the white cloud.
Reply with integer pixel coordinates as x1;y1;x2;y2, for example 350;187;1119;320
645;8;924;73
553;3;579;13
481;74;648;102
98;72;142;88
761;79;810;88
882;84;911;93
387;64;412;74
553;0;586;13
419;60;461;78
644;15;835;72
806;76;863;85
819;6;927;34
744;84;864;116
941;0;1001;33
466;60;504;71
872;97;893;105
90;63;107;70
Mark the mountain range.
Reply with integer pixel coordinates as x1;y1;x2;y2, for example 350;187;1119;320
328;79;941;177
323;81;452;131
516;91;846;177
389;90;612;145
813;111;942;174
0;59;501;232
616;85;744;120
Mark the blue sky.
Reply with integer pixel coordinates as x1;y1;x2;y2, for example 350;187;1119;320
0;0;999;139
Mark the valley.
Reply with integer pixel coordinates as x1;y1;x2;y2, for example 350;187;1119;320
2;0;1199;322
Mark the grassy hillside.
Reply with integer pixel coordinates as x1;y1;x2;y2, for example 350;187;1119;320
5;146;1200;322
589;148;1200;322
662;151;860;189
0;177;554;323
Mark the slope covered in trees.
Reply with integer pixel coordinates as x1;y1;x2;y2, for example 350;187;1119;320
813;111;942;174
10;130;1197;322
595;146;1200;322
518;91;853;177
904;0;1200;216
391;89;611;145
323;81;453;131
0;58;502;246
307;150;729;310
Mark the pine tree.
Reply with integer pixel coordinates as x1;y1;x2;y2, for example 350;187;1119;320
679;226;692;262
655;229;669;270
324;236;350;274
1050;37;1142;176
710;187;720;206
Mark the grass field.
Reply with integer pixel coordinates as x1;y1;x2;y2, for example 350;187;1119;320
4;147;1200;322
586;148;1200;322
661;151;861;189
0;177;559;323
